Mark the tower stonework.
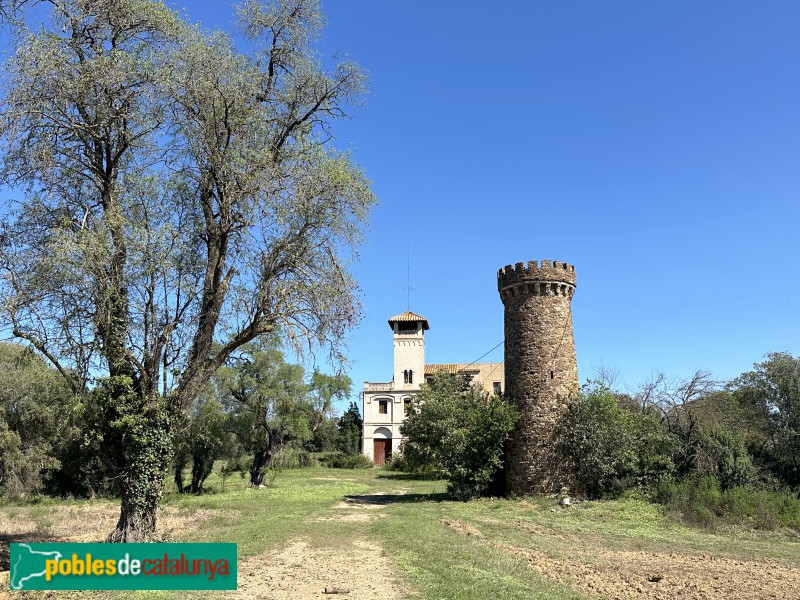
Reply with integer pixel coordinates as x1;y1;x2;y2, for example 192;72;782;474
498;260;578;495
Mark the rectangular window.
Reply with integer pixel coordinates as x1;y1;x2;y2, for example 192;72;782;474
378;400;388;414
493;381;502;395
408;370;413;384
403;399;412;414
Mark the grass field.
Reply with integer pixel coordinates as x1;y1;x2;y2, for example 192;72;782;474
2;466;800;599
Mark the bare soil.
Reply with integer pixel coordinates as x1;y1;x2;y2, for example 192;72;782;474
2;504;213;544
230;490;406;599
230;538;405;600
443;517;800;600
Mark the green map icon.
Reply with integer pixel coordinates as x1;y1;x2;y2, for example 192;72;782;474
9;543;63;590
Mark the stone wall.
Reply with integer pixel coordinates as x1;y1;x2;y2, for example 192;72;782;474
498;260;578;494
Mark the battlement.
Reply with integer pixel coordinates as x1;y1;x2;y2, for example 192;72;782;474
497;260;577;298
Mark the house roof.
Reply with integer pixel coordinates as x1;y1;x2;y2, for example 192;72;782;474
387;311;429;331
424;363;481;375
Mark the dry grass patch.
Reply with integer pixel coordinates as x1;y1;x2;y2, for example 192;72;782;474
2;503;215;543
0;499;217;592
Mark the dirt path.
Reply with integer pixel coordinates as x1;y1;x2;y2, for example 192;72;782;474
0;492;407;599
443;517;800;600
229;492;407;600
231;538;404;600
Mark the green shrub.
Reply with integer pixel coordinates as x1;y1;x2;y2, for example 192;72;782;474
270;447;318;469
695;427;755;490
384;454;444;479
656;476;800;530
555;383;677;498
384;454;409;471
400;373;518;500
322;452;373;469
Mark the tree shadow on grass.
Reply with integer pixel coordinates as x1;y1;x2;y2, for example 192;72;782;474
0;532;60;572
376;472;444;482
343;492;449;506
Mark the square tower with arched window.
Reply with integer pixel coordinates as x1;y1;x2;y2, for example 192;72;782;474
389;311;428;390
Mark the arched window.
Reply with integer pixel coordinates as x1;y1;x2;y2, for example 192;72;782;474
403;370;408;383
408;370;413;384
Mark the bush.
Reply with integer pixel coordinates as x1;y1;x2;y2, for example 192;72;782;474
656;476;800;530
695;427;755;490
0;343;81;498
270;447;318;469
322;452;373;469
384;454;443;479
555;383;677;498
400;373;518;500
384;454;408;471
0;418;60;498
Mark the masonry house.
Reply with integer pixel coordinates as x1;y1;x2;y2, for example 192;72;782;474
362;311;504;465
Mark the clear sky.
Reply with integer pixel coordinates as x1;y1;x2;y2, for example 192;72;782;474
4;1;798;413
181;0;800;411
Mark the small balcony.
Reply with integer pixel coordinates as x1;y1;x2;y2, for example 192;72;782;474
364;381;393;392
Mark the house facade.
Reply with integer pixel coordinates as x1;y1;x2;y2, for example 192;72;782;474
362;311;504;465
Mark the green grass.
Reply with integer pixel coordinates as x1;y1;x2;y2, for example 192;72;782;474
373;492;587;599
3;467;800;599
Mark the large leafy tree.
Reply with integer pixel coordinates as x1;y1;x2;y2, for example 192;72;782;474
0;0;373;540
172;391;232;494
0;343;75;497
337;401;363;455
220;345;311;486
733;352;800;487
308;371;351;433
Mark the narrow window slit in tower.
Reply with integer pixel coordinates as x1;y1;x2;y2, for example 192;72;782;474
550;371;554;379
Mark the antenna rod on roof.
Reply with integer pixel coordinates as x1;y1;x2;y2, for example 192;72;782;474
406;242;412;310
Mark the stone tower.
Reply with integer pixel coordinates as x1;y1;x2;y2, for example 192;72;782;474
497;260;578;495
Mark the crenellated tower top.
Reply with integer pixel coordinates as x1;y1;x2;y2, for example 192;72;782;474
497;260;576;303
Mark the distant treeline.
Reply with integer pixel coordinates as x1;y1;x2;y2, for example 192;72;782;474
395;352;800;529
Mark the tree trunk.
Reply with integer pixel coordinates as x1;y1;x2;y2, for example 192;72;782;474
190;455;213;493
107;497;159;543
174;462;185;493
250;449;270;487
96;379;174;542
107;470;164;542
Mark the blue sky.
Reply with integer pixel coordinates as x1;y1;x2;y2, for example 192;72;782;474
2;1;797;413
180;0;800;411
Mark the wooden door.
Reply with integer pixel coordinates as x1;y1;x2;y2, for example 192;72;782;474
373;439;393;465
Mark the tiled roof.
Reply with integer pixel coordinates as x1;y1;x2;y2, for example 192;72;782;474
424;363;481;375
388;311;429;330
